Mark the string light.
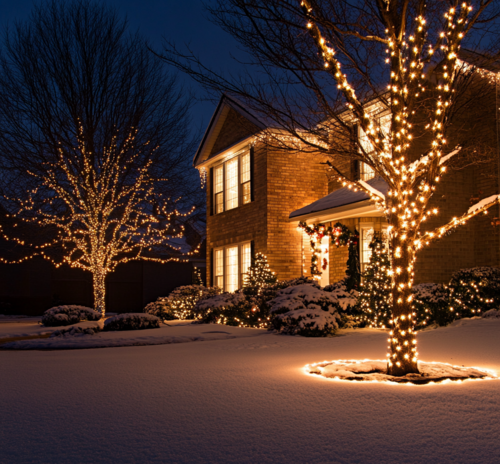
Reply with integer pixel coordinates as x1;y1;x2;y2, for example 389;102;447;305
299;0;499;376
1;124;199;317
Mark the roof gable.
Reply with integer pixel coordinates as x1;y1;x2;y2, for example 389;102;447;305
193;94;267;167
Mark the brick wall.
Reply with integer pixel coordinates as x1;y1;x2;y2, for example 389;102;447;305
206;142;267;285
266;148;329;279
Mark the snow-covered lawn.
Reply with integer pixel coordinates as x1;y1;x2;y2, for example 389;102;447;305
1;318;499;463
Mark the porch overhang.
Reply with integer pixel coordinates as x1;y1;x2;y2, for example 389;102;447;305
289;199;383;224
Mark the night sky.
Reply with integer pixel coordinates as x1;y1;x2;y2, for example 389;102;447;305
0;0;241;153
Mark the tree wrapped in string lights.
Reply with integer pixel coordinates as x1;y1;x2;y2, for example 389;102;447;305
0;1;200;317
163;0;500;376
243;252;277;296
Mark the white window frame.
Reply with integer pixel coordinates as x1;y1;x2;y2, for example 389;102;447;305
358;113;391;182
213;241;252;292
360;224;389;274
212;147;252;215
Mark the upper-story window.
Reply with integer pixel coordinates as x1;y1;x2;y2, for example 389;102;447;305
358;114;391;181
212;147;252;215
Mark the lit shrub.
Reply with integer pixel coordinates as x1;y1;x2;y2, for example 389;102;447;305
412;283;453;328
144;285;220;320
448;267;500;317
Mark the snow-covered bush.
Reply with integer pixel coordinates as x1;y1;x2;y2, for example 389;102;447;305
269;283;345;336
51;326;101;337
194;292;262;327
482;309;500;318
448;267;500;316
41;305;101;327
412;283;453;328
194;276;319;329
323;280;360;328
144;285;220;320
104;313;160;331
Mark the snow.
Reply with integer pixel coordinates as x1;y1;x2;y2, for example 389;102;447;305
359;179;386;200
467;194;500;215
1;317;500;463
290;176;389;218
410;147;461;172
0;320;265;350
307;359;493;384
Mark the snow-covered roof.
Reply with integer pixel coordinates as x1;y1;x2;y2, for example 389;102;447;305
289;176;389;220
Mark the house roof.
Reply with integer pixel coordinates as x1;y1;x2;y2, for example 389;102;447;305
289;176;389;221
192;94;269;168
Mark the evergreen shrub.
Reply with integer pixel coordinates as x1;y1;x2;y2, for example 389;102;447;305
42;305;101;327
144;285;219;320
104;313;160;331
448;267;500;316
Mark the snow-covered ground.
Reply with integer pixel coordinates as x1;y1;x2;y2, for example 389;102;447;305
1;318;500;463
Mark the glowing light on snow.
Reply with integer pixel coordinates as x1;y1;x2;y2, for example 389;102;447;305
303;359;498;386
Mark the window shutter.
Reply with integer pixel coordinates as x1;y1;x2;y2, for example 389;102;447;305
251;240;255;263
209;167;214;215
210;248;214;287
250;145;255;201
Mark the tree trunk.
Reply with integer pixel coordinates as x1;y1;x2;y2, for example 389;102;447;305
92;270;106;318
386;235;420;376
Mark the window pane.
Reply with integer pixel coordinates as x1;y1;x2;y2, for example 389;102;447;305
242;182;251;204
360;163;375;181
361;228;374;273
225;246;239;292
225;158;238;210
215;249;224;281
216;192;224;214
241;153;250;183
215;166;223;194
241;243;252;286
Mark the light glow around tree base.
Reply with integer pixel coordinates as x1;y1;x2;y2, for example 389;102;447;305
304;359;497;385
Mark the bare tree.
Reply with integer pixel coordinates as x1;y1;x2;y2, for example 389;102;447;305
0;0;201;316
161;0;500;376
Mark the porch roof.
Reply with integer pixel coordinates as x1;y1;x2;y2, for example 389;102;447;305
289;176;389;223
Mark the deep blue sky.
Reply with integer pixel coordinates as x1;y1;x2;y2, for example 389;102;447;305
0;0;241;146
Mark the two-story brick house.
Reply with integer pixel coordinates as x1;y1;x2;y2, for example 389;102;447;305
195;76;500;291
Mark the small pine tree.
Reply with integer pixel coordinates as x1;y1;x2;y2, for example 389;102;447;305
243;253;277;296
192;267;203;286
358;232;392;328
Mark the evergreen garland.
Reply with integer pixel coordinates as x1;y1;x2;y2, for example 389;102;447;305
357;232;392;328
298;220;360;287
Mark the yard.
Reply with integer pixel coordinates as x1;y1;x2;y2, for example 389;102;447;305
1;317;499;463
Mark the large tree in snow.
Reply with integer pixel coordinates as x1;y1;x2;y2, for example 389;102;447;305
162;0;500;375
0;0;201;316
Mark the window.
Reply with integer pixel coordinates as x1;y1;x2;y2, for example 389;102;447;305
213;242;252;292
358;114;391;181
225;158;238;211
212;147;252;214
360;225;388;273
241;242;252;285
241;153;251;205
214;249;224;288
214;166;224;214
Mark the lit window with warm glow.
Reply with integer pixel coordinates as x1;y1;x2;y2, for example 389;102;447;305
212;147;252;215
214;166;224;214
225;246;239;292
358;114;391;181
225;158;238;211
214;249;224;289
241;153;251;204
241;242;252;282
213;241;252;292
360;225;388;273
